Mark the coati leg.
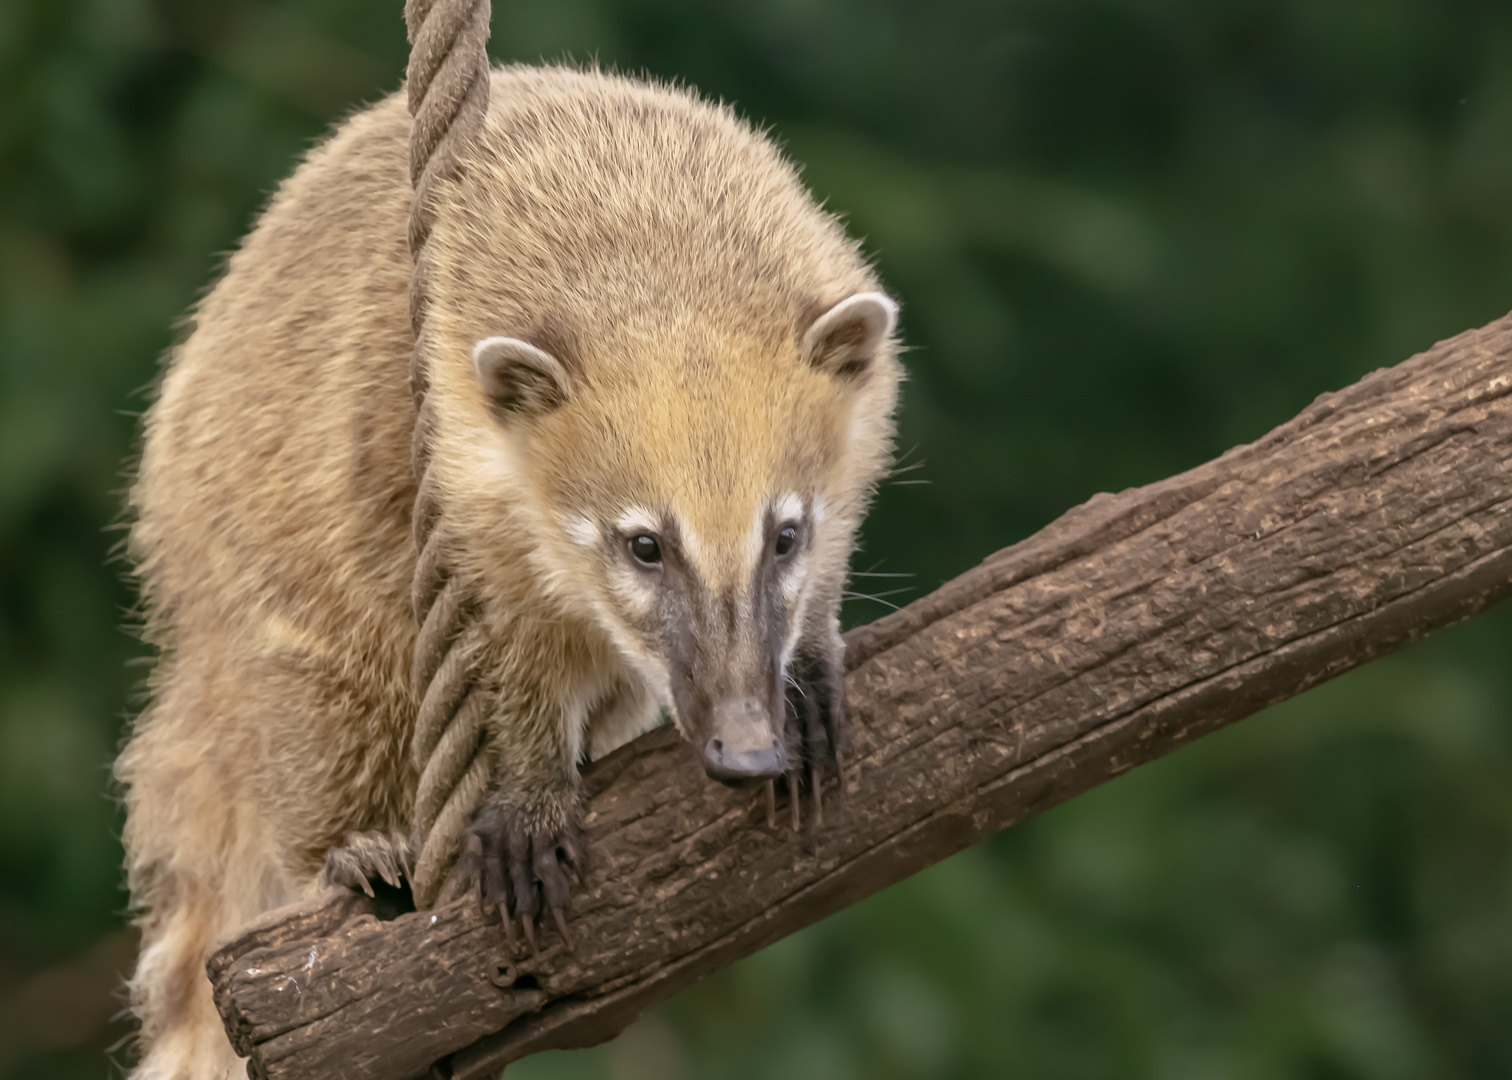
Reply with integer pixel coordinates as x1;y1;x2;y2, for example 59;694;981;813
454;641;601;956
461;678;658;950
779;625;847;831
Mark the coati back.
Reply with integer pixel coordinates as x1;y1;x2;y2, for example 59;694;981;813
119;65;900;1078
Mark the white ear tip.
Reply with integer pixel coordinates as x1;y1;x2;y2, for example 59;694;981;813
472;335;507;371
857;291;899;336
472;336;564;375
826;291;898;338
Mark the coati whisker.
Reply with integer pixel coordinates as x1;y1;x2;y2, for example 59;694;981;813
842;589;909;610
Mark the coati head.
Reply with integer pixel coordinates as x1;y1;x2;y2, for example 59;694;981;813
468;291;898;785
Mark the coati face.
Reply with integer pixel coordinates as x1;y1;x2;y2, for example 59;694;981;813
471;292;898;785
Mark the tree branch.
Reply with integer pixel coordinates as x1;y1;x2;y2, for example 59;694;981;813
209;313;1512;1080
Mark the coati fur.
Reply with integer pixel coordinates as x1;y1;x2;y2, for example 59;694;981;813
118;65;900;1078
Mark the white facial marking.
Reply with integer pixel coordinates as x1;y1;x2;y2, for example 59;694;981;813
781;556;807;603
773;492;804;526
608;564;656;617
744;510;766;568
615;506;659;537
780;578;815;669
680;521;708;574
813;493;828;524
583;590;670;696
563;514;598;548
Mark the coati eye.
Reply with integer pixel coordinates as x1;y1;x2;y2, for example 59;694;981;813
774;524;799;558
629;534;662;566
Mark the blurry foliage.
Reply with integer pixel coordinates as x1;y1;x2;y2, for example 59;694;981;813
0;0;1509;1077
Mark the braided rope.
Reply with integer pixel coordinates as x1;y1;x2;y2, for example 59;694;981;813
403;0;494;907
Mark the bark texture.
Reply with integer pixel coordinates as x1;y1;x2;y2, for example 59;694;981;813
209;313;1512;1080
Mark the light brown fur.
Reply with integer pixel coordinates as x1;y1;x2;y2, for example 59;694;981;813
119;66;899;1078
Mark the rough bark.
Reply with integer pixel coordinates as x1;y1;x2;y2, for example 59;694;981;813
209;313;1512;1080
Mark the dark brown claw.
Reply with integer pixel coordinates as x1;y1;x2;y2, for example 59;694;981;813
788;771;801;831
499;903;518;951
520;912;540;958
507;826;535;939
764;778;777;828
465;833;488;917
551;905;574;952
811;762;824;827
560;837;586;888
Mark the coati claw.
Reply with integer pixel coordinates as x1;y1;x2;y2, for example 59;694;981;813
322;829;414;898
788;771;801;831
500;903;518;952
463;832;519;948
551;905;574;952
464;834;487;915
764;778;777;829
521;912;540;958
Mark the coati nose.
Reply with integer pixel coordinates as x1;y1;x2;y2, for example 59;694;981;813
702;697;784;786
703;737;784;786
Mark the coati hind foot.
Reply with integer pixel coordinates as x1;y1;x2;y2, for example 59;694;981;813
462;795;584;957
771;629;847;831
322;829;414;898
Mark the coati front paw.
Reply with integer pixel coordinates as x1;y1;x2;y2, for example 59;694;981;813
461;796;584;957
321;829;413;898
773;632;846;831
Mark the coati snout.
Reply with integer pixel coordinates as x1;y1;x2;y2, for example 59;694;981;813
605;516;792;785
615;508;805;788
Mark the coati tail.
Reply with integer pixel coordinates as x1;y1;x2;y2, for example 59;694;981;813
126;879;250;1080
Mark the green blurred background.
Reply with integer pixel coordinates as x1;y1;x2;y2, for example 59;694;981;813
2;0;1511;1076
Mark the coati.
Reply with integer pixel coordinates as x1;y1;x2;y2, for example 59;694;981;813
118;65;900;1078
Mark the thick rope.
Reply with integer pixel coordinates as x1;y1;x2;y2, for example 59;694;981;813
403;0;493;907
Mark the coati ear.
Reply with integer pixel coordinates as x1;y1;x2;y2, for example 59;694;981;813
801;292;898;381
472;337;573;420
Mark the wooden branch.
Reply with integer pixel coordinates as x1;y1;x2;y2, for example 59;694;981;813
209;313;1512;1080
